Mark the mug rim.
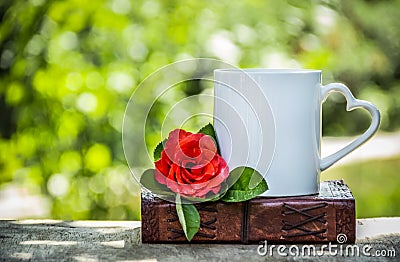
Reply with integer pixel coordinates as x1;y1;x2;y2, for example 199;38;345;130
214;68;322;74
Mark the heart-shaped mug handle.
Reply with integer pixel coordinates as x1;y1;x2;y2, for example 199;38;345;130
320;83;381;171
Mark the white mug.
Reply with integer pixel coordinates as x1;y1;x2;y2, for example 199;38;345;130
213;69;380;197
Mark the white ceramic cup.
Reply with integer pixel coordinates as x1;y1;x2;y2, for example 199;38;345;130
213;69;380;197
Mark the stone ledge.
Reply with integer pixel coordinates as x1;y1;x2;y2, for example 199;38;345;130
0;218;398;261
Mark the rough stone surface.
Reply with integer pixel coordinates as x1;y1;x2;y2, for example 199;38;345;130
0;218;399;261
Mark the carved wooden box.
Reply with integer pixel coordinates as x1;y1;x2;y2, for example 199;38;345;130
141;180;355;243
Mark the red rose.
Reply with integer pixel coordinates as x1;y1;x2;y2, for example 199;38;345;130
154;129;229;198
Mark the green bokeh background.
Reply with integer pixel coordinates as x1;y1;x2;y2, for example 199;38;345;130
1;0;399;220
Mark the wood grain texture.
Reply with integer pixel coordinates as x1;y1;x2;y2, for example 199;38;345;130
141;191;160;242
0;219;399;261
0;220;141;261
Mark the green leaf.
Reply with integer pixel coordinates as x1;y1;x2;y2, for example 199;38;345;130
221;167;268;202
153;139;167;161
198;123;220;154
140;169;174;196
175;194;200;241
198;123;217;139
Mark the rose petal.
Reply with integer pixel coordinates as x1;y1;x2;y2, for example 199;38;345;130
164;129;191;164
188;180;210;190
155;157;170;177
154;128;230;199
211;185;221;194
190;165;203;176
166;164;178;190
179;183;196;195
180;165;205;181
199;135;217;154
154;170;167;185
161;150;172;165
199;163;215;182
191;149;215;168
174;165;185;184
166;179;179;194
181;168;194;184
193;184;217;198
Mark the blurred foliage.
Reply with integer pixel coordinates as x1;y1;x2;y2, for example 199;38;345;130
324;156;400;218
0;0;399;219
